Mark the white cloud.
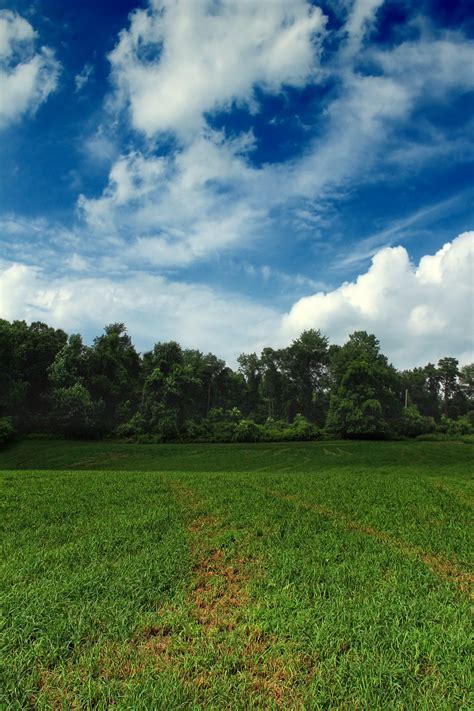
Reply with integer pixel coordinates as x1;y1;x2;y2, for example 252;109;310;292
281;232;474;367
74;62;94;92
342;0;385;56
78;130;263;265
0;262;39;320
67;254;90;272
0;10;35;56
77;12;474;272
0;10;60;129
0;260;278;363
1;233;472;368
372;33;474;97
109;0;326;137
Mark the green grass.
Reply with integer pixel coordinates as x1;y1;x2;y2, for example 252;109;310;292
1;439;473;709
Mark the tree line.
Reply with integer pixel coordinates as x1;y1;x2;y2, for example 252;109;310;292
0;319;473;445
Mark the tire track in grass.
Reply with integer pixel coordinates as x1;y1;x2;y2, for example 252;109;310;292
36;481;312;708
430;479;474;507
167;481;310;707
260;488;473;598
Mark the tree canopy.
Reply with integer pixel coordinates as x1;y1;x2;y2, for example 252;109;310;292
0;319;472;443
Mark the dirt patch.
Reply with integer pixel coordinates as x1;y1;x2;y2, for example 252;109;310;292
191;548;248;629
163;483;310;707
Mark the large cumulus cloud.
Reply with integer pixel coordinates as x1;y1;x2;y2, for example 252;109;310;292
281;231;474;367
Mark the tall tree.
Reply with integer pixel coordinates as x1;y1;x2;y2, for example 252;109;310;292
459;363;474;406
141;341;201;438
88;323;141;428
259;347;284;419
237;352;262;419
0;320;67;430
326;332;401;437
282;330;330;424
400;365;440;419
437;357;460;417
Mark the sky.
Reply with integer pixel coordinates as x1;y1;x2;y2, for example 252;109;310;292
0;0;473;368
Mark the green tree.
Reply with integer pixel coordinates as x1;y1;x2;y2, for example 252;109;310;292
88;323;141;429
400;365;440;420
49;334;90;388
437;357;460;417
237;352;262;419
51;383;103;438
458;363;474;413
0;320;67;430
281;330;330;424
326;332;401;437
259;347;285;419
140;342;202;439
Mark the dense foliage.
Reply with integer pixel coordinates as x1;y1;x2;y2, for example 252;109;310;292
0;319;473;442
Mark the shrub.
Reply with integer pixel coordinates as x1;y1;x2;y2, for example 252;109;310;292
0;417;15;448
115;413;147;439
287;413;320;441
397;406;435;438
234;419;261;442
436;415;474;436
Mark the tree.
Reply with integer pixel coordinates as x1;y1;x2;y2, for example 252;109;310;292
459;363;474;411
237;352;262;419
259;347;284;419
0;320;26;419
88;323;141;429
281;330;329;424
437;357;460;417
140;341;202;439
326;332;401;437
51;383;103;438
400;365;440;419
0;320;67;430
182;350;226;417
49;334;90;388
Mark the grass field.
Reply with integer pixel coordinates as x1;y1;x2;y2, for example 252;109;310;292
1;439;473;709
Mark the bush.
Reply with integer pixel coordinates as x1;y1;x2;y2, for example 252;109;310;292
286;413;320;441
436;415;474;436
115;413;147;439
326;396;390;439
0;417;15;448
397;406;435;438
182;418;210;442
234;419;262;442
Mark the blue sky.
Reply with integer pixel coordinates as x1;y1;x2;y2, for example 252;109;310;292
0;0;473;366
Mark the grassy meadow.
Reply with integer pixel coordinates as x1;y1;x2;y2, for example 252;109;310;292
1;439;473;709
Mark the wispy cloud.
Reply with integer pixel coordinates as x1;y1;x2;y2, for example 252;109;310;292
74;62;94;92
336;191;473;270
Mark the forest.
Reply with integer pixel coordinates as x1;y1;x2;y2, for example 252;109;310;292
1;319;473;445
